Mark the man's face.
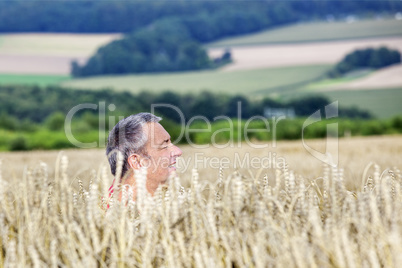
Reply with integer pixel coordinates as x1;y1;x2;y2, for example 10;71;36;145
141;122;182;191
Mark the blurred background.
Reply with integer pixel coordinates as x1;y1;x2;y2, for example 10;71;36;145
0;0;401;152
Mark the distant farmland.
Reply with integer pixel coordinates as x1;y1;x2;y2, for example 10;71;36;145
1;19;402;75
1;20;401;118
208;37;402;72
60;64;402;118
0;33;121;75
60;64;331;95
207;18;402;47
316;64;402;90
277;87;402;119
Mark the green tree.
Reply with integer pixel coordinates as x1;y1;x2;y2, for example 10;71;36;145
10;136;28;151
72;27;211;76
330;47;401;77
45;112;65;131
288;96;331;117
0;114;18;130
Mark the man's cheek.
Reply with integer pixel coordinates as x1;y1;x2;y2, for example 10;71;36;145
141;158;151;168
160;157;170;168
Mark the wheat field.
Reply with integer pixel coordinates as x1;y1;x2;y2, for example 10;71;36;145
0;136;401;267
1;135;401;188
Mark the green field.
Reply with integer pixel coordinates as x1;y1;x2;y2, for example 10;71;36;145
0;34;120;56
323;88;402;119
0;74;70;87
1;18;400;119
60;64;331;95
302;69;375;91
279;87;402;119
2;65;400;119
207;19;402;47
57;64;402;118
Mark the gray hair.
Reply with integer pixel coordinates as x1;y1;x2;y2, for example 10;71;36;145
106;112;161;178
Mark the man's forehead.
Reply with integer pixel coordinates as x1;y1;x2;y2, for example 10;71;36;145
144;122;170;144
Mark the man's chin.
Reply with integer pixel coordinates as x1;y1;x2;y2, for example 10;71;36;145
162;172;175;185
160;176;170;185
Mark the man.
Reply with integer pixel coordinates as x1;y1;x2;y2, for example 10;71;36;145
106;113;182;201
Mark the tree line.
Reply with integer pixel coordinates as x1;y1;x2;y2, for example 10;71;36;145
3;85;401;151
2;0;400;33
71;26;220;76
71;1;296;76
0;85;372;129
328;46;401;77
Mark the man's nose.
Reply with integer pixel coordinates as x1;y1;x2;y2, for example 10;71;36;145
171;145;182;157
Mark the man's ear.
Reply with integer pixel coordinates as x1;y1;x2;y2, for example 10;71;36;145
127;154;141;170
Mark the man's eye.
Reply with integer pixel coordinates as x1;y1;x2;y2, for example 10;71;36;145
160;142;172;150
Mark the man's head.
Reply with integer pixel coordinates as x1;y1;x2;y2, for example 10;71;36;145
106;113;182;193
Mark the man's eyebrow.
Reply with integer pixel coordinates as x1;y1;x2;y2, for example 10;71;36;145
160;138;170;144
